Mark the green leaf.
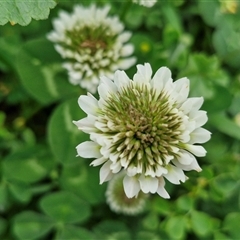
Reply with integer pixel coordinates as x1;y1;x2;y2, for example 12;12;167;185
57;225;95;240
16;38;81;104
3;146;55;183
210;173;239;198
179;53;229;99
0;183;8;211
203;85;232;113
40;191;91;224
125;6;144;29
152;197;172;215
161;2;183;34
190;210;213;237
8;181;32;203
142;213;159;231
176;195;194;212
0;217;7;236
213;15;240;68
0;36;22;70
223;212;240;239
47;98;89;164
136;232;161;240
209;112;240;140
165;215;186;239
0;0;56;26
60;162;105;205
93;220;128;237
13;211;54;240
214;231;231;240
198;0;220;27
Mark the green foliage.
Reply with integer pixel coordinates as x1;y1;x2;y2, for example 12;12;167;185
40;191;91;224
190;210;214;237
13;211;54;240
16;39;80;104
0;0;56;26
48;98;88;164
0;0;240;239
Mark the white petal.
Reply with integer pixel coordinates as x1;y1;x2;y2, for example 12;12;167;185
177;150;194;165
151;66;172;97
78;93;98;115
73;115;96;133
110;161;122;173
100;161;113;184
189;128;211;144
117;31;132;42
180;97;204;115
126;165;138;177
191;110;208;128
118;57;136;70
163;164;186;184
157;178;170;199
174;77;190;103
76;141;101;158
155;165;168;177
185;144;207;157
133;63;152;84
172;156;202;172
114;70;131;91
99;76;117;96
94;121;109;132
90;157;107;166
139;175;158;194
123;175;140;198
121;44;134;56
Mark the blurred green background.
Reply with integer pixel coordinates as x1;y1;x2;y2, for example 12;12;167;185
0;0;240;239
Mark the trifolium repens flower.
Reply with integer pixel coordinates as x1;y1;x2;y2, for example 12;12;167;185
73;63;211;198
47;4;136;93
133;0;157;8
106;172;148;215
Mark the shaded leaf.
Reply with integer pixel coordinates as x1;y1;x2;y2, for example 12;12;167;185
8;181;32;203
57;225;95;240
136;231;161;240
0;217;7;236
13;211;54;240
93;220;129;238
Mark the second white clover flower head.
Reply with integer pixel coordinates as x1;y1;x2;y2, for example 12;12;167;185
133;0;157;8
73;63;211;199
47;4;136;93
106;171;148;215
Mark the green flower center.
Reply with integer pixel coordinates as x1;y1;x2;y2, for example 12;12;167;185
100;83;183;173
65;26;116;55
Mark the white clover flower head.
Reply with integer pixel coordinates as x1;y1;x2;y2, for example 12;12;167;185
47;4;136;93
73;63;211;199
133;0;157;8
106;171;148;215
